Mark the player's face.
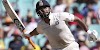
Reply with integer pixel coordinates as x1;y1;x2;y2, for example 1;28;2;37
37;6;51;19
38;6;51;18
41;7;51;15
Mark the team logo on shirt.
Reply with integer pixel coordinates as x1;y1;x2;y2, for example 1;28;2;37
55;21;59;25
53;14;60;25
55;18;59;25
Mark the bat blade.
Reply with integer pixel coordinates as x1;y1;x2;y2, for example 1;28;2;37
2;0;25;32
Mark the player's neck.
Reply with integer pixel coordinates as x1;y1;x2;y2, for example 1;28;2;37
43;18;50;25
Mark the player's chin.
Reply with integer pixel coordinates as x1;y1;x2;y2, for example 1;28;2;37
45;13;49;15
46;12;50;16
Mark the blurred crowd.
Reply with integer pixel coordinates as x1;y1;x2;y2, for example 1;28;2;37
0;0;100;50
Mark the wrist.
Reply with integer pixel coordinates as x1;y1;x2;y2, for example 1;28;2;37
24;34;31;37
24;30;32;37
87;30;92;34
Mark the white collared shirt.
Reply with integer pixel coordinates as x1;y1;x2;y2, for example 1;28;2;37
37;12;75;48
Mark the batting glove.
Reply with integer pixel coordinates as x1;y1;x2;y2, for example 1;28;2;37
87;30;98;42
23;30;31;39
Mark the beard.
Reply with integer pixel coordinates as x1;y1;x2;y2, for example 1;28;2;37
39;11;50;18
43;12;50;18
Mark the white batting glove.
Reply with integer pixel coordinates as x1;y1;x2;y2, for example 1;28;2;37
87;30;98;42
23;29;32;39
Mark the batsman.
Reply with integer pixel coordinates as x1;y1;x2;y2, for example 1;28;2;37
3;0;99;50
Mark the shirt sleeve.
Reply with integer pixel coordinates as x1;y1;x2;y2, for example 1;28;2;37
59;12;75;22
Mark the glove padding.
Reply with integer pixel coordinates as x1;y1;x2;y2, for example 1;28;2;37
87;30;98;42
23;29;32;39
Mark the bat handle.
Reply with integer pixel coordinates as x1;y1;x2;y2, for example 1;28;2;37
23;30;36;49
27;37;36;49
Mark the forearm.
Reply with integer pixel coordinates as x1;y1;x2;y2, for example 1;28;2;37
74;17;98;42
74;17;88;32
29;28;39;36
24;28;39;38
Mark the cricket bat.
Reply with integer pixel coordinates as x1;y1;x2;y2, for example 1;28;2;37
2;0;36;49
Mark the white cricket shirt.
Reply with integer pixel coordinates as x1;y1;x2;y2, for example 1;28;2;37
36;12;75;49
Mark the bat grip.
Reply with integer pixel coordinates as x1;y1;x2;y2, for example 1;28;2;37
23;30;36;49
27;37;36;49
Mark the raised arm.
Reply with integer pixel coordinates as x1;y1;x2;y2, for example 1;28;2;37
60;12;98;41
59;12;88;32
74;17;88;32
74;16;98;42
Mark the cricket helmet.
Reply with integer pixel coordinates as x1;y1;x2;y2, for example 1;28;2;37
36;0;50;18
